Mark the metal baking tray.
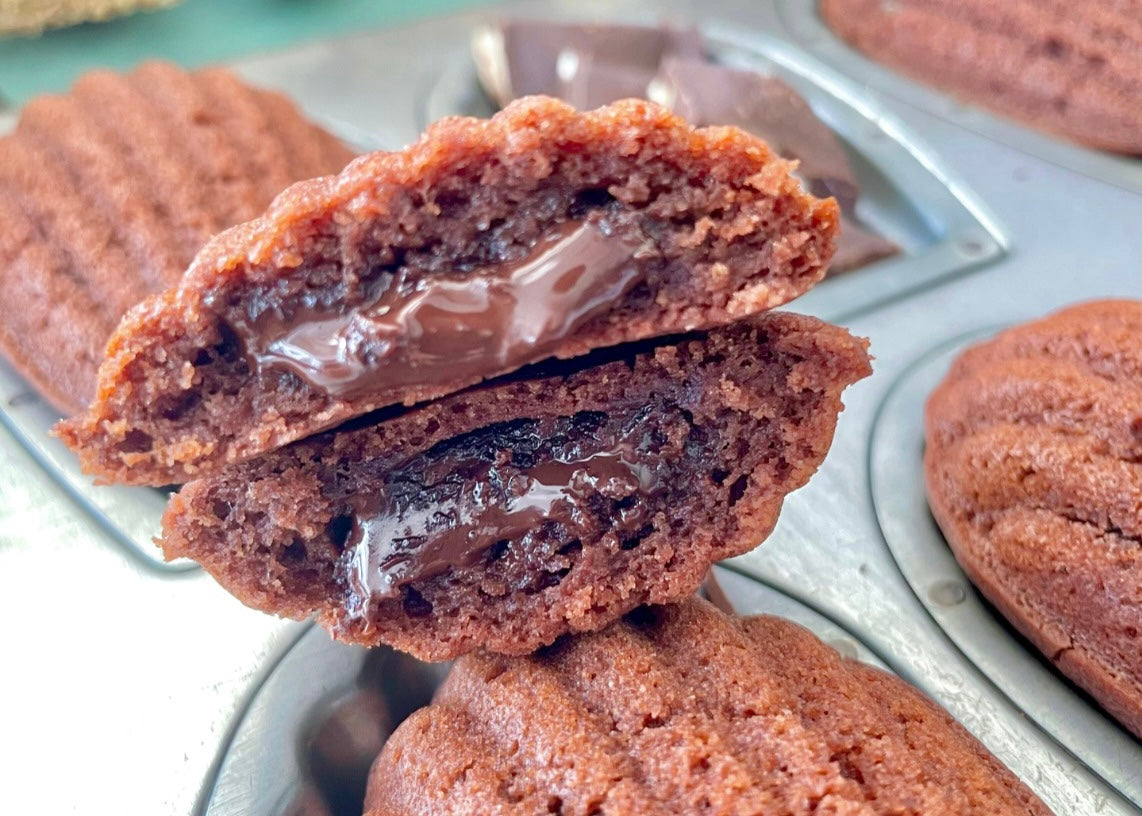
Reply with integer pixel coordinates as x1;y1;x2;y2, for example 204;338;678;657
0;356;187;570
0;0;1139;814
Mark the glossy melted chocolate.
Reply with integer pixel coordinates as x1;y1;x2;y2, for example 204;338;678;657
242;218;651;399
344;437;664;606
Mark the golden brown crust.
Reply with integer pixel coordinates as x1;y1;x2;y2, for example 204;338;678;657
365;598;1052;815
59;95;838;486
925;299;1142;738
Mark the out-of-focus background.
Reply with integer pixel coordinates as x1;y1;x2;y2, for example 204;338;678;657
0;0;489;105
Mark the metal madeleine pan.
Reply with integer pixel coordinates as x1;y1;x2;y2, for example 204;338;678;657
0;2;1139;815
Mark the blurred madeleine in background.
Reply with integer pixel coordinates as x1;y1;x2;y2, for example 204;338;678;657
1;0;177;36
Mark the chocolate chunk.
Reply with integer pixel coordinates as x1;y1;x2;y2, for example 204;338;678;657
59;96;839;486
346;432;666;602
833;214;901;272
159;313;871;661
241;218;652;399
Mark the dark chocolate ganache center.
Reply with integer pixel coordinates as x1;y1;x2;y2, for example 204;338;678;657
342;411;670;607
240;217;653;399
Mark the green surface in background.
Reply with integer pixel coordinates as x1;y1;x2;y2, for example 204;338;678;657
0;0;493;106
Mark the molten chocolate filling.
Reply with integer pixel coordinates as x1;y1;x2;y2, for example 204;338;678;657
238;217;652;399
342;411;668;608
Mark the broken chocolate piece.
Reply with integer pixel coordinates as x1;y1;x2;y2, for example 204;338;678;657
472;20;701;109
657;58;857;207
59;96;838;486
159;313;872;661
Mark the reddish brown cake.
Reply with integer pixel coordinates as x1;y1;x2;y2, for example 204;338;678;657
160;313;871;661
821;0;1142;154
364;598;1052;815
0;61;354;414
58;96;839;486
925;299;1142;738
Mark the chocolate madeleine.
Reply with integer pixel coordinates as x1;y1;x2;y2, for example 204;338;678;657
59;96;838;485
926;300;1142;738
821;0;1142;154
0;61;354;414
160;313;871;661
366;599;1051;815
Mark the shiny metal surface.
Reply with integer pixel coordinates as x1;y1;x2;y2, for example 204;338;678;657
204;625;445;816
1;1;1139;814
0;357;184;570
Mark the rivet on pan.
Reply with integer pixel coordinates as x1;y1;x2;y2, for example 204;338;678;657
828;638;860;659
7;391;38;408
928;579;968;607
958;234;989;258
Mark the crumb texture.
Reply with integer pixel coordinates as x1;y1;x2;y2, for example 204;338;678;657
160;313;870;660
59;96;838;486
925;299;1142;738
364;598;1052;816
822;0;1142;154
0;61;354;414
